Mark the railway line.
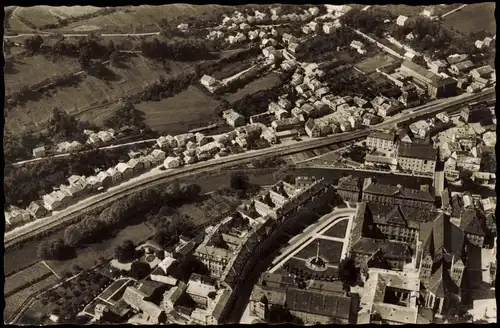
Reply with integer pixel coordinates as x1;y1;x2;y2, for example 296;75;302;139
4;88;495;249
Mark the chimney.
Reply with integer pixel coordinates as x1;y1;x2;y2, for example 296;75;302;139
396;184;403;190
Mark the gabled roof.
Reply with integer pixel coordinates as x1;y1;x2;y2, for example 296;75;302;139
397;143;437;160
420;213;464;263
384;206;407;226
460;209;485;236
285;288;352;320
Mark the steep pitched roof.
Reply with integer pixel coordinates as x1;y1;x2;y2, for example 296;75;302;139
460;209;485;236
397;143;437;160
285;288;352;320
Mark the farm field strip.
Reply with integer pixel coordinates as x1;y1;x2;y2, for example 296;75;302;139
442;2;496;35
4;262;55;297
224;72;283;103
4;275;60;321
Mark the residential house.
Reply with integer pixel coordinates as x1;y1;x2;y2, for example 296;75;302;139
274;109;290;120
288;42;300;53
396;15;408;26
350;40;366;54
436;112;450;124
97;131;113;143
409;120;432;139
250;112;274;125
106;167;122;184
27;201;48;219
304;119;331;138
222;109;245;127
200;75;221;93
460;209;486;248
471;65;494;81
322;22;336;34
42;192;62;211
396;143;437;174
278;98;292;111
156;135;177;149
337;175;362;202
428;60;448;74
175;133;195;148
97;171;113;189
150;149;166;165
450;60;474;75
164;156;181;169
33;146;46;158
116;162;133;180
366;130;395;152
127;158;143;174
271;117;302;132
446;54;468;65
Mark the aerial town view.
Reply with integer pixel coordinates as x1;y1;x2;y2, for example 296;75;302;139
3;2;496;325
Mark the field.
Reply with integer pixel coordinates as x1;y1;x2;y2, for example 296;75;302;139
4;262;55;297
355;54;401;75
6;5;224;33
211;60;256;80
6;55;187;134
322;219;349;239
45;222;154;277
178;193;241;226
442;3;496;36
224;72;283;103
55;5;224;33
370;4;464;18
135;85;222;135
4;55;81;95
4;275;60;321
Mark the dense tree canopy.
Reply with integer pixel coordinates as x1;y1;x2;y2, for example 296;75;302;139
114;240;138;263
338;257;357;286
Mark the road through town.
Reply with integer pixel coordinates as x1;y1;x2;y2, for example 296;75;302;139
3;88;494;248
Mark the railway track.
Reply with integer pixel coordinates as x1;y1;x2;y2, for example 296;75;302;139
4;88;495;249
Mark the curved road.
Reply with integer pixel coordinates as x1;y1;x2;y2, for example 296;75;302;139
4;88;495;248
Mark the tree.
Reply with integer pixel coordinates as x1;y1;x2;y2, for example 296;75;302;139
459;168;473;180
480;151;496;173
64;224;84;248
267;305;303;324
129;261;151;279
24;34;44;53
230;171;250;191
37;238;68;260
338;257;357;286
155;250;165;260
114;239;137;263
78;47;92;68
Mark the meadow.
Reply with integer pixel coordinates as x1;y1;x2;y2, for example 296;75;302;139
136;85;223;135
224;72;283;103
442;3;496;36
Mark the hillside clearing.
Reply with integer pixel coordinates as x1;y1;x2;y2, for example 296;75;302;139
136;85;222;135
5;55;187;134
442;3;496;36
224;72;283;103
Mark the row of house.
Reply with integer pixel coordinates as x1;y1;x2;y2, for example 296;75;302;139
6;148;169;231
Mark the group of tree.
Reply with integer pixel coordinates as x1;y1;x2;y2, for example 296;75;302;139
266;304;304;325
480;151;496;173
298;26;358;61
251;155;285;168
37;182;202;260
103;101;146;130
37;238;74;261
230;171;251;191
392;17;482;59
338;257;358;286
114;239;140;263
340;7;394;37
139;37;214;62
342;145;369;163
